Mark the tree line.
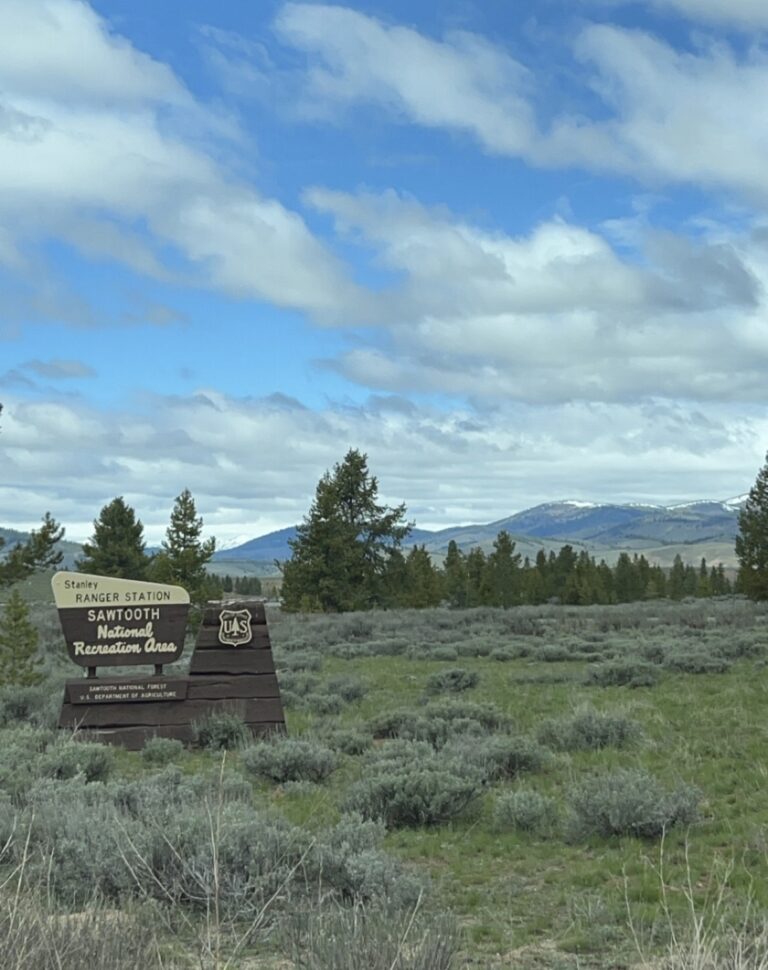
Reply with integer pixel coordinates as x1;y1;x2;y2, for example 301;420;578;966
280;448;742;612
378;537;731;609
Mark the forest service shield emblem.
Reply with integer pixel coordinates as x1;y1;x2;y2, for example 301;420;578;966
218;609;252;646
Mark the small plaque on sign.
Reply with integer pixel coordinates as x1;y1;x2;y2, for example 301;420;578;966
218;608;253;646
52;572;190;669
68;679;189;705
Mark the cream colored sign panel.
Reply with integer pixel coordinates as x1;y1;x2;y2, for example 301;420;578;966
52;572;190;668
52;572;190;608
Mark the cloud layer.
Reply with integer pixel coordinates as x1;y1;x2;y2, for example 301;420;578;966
1;390;761;542
2;1;768;540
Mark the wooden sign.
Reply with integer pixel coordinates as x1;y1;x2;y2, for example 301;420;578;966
52;572;190;669
58;596;287;750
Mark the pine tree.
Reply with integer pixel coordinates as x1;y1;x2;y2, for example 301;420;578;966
76;497;151;579
465;547;488;607
736;455;768;600
0;589;43;685
151;489;216;603
485;530;521;607
0;512;64;588
668;554;687;600
442;540;468;608
402;545;442;608
279;449;411;612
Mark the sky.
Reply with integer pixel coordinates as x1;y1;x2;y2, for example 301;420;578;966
2;0;768;545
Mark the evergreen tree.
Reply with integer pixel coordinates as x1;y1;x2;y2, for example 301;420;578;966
736;454;768;600
0;512;64;588
151;489;216;605
442;540;468;608
279;449;411;612
0;589;43;685
465;547;488;607
668;554;687;600
485;530;521;607
402;546;442;608
76;496;151;579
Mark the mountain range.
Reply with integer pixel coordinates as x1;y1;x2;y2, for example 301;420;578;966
1;498;746;579
211;498;746;574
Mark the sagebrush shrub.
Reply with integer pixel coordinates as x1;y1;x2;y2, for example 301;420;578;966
662;650;732;674
282;904;459;970
325;675;368;703
306;691;344;716
444;734;549;781
584;658;660;688
276;650;324;672
41;739;114;782
369;699;509;747
193;711;249;750
319;726;373;755
537;706;641;751
141;736;185;765
492;789;559;834
242;737;338;783
342;764;482;828
567;767;701;840
424;667;479;695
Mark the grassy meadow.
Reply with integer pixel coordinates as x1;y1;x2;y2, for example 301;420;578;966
1;588;768;968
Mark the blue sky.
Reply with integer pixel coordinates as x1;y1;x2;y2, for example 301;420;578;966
2;0;768;544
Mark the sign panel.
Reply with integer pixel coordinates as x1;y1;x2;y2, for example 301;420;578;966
52;572;190;668
67;678;189;704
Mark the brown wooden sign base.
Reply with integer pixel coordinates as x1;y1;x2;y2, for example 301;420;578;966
58;599;287;750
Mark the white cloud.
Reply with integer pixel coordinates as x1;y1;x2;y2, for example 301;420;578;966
274;3;535;154
305;187;767;403
546;25;768;198
0;0;186;104
0;391;762;541
276;5;768;202
598;0;768;29
0;0;362;323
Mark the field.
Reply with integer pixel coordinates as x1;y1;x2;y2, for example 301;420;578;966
2;593;768;968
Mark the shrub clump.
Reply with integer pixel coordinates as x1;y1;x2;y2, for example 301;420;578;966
141;736;185;765
193;711;250;750
584;658;660;688
369;699;509;747
443;734;549;781
567;767;701;840
242;737;338;784
537;706;641;751
282;904;458;970
662;650;732;674
492;789;560;835
41;739;114;783
424;667;479;695
319;726;373;755
342;764;482;828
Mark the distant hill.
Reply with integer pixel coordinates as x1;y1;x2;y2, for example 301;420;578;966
4;498;745;582
211;498;744;573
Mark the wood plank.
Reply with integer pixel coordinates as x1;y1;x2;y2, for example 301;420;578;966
187;674;281;699
189;650;277;675
201;602;266;626
194;626;271;649
59;697;285;728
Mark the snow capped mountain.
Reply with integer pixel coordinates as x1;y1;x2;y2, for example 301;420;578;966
215;534;258;552
211;497;742;563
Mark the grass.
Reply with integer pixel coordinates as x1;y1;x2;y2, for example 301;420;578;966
1;595;768;967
